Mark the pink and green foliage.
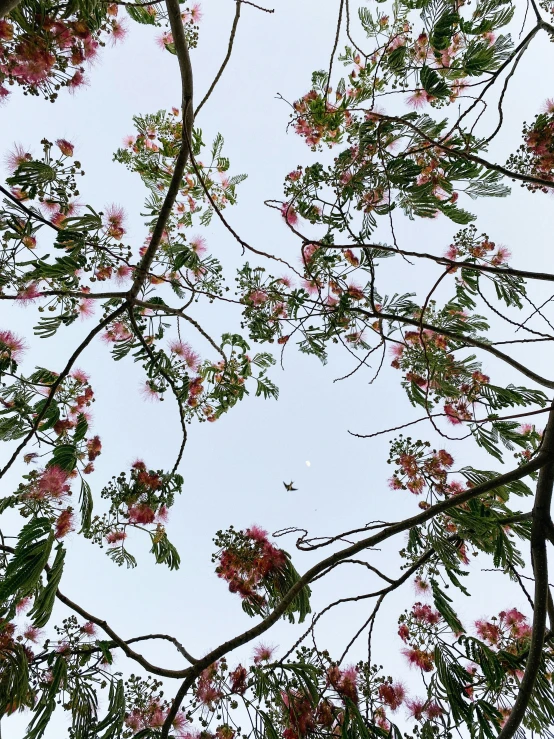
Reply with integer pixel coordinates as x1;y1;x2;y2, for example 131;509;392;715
2;1;554;739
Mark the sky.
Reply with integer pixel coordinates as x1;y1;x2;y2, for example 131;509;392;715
2;0;554;736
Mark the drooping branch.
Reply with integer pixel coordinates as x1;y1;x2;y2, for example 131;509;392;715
0;303;127;482
195;0;242;117
0;543;198;673
128;308;188;473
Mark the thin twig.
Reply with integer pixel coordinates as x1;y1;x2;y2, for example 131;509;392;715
195;1;242;117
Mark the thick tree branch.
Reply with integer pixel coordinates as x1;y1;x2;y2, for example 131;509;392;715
0;0;20;18
498;405;554;739
367;112;554;191
128;0;194;301
356;308;554;389
182;449;549;676
340;243;554;285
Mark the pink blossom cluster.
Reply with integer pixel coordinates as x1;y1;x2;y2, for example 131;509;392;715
475;608;532;650
523;101;554;184
388;439;459;497
0;6;126;101
215;526;286;607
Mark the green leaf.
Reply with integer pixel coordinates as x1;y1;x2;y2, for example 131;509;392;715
47;443;77;472
73;414;88;443
431;579;465;634
28;542;65;627
149;531;181;570
0;517;54;618
79;478;93;533
420;65;450;99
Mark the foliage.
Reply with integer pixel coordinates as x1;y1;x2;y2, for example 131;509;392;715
1;0;554;738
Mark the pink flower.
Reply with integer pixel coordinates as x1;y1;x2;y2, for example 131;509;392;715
68;71;88;92
113;264;131;283
71;368;90;384
16;283;42;305
55;509;74;538
183;3;202;23
425;702;444;719
491;246;511;266
16;596;32;614
378;682;406;711
106;530;127;545
128;503;156;524
281;202;298;226
413;576;430;595
156;31;173;49
346;283;365;301
23;625;42;643
402;648;434;672
407;89;430;109
301;278;321;295
78;298;95;319
102;321;132;343
156;505;169;523
55;139;74;157
278;275;293;288
253;643;275;663
80;621;96;636
245;525;269;543
248;290;268;306
543;98;554;114
406;698;426;720
189;234;207;255
475;619;500;645
5;143;32;172
398;624;410;642
140;382;161;402
411;602;441;625
104;204;126;240
38;466;71;498
110;19;128;44
301;243;319;265
169;340;200;371
0;329;26;361
444;403;462;425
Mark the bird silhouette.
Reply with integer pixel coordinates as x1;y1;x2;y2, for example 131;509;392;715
283;481;298;491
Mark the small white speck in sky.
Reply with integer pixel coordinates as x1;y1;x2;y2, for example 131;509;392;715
305;461;311;467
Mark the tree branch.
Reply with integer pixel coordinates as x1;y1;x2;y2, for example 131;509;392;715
0;304;127;482
195;0;241;117
357;308;554;389
498;405;554;739
128;0;194;301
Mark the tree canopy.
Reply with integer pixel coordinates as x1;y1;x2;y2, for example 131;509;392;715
1;0;554;738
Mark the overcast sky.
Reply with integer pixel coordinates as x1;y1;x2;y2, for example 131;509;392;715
2;1;554;735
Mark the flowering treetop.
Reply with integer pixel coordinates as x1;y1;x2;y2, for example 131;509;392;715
2;0;554;738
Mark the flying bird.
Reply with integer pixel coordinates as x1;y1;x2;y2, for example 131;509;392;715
283;481;298;491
